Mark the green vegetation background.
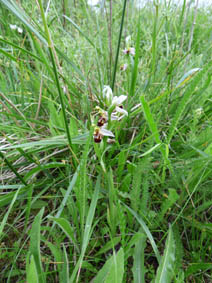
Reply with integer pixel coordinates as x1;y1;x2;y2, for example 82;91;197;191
0;0;211;282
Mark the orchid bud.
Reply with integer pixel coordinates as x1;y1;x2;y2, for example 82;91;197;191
103;85;113;106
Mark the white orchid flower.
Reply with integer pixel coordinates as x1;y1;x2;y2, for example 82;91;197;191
10;24;17;30
103;85;113;106
123;47;135;56
111;95;128;117
93;126;114;143
17;27;23;34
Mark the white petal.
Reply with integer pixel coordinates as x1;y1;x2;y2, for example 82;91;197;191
115;106;128;116
17;27;23;33
123;48;128;54
10;24;17;30
111;113;118;120
125;35;131;45
129;47;135;56
112;95;127;106
121;63;128;71
100;128;115;137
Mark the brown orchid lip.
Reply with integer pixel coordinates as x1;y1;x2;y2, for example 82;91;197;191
94;136;102;143
97;117;107;127
93;128;102;143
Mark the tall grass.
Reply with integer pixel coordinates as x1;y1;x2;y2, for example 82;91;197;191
0;0;212;282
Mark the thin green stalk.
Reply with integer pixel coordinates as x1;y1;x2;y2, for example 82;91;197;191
129;15;141;98
111;0;127;91
37;0;76;161
151;1;159;79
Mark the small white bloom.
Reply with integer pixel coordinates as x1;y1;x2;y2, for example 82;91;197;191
62;85;67;94
123;47;135;56
112;95;127;106
103;85;113;106
88;0;99;5
10;24;17;30
17;27;23;34
195;107;203;116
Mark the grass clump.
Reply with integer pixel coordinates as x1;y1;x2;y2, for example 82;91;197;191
0;0;212;282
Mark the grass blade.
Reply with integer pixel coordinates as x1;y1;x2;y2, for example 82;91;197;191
0;151;28;186
129;15;141;98
29;207;45;283
123;203;161;264
140;96;161;144
111;0;127;91
37;0;74;156
167;62;212;144
0;186;22;238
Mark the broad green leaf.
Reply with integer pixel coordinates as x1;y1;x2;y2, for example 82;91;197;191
26;255;39;283
48;217;79;253
132;233;146;283
155;226;175;283
93;248;124;283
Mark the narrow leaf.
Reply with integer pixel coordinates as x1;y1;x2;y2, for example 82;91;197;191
29;208;45;283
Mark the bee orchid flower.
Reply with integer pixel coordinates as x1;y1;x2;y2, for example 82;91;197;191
123;47;135;56
111;95;128;117
93;126;115;143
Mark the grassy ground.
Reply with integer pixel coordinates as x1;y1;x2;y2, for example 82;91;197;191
0;0;212;282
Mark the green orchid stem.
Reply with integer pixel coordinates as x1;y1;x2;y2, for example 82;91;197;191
37;0;78;166
111;0;128;91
